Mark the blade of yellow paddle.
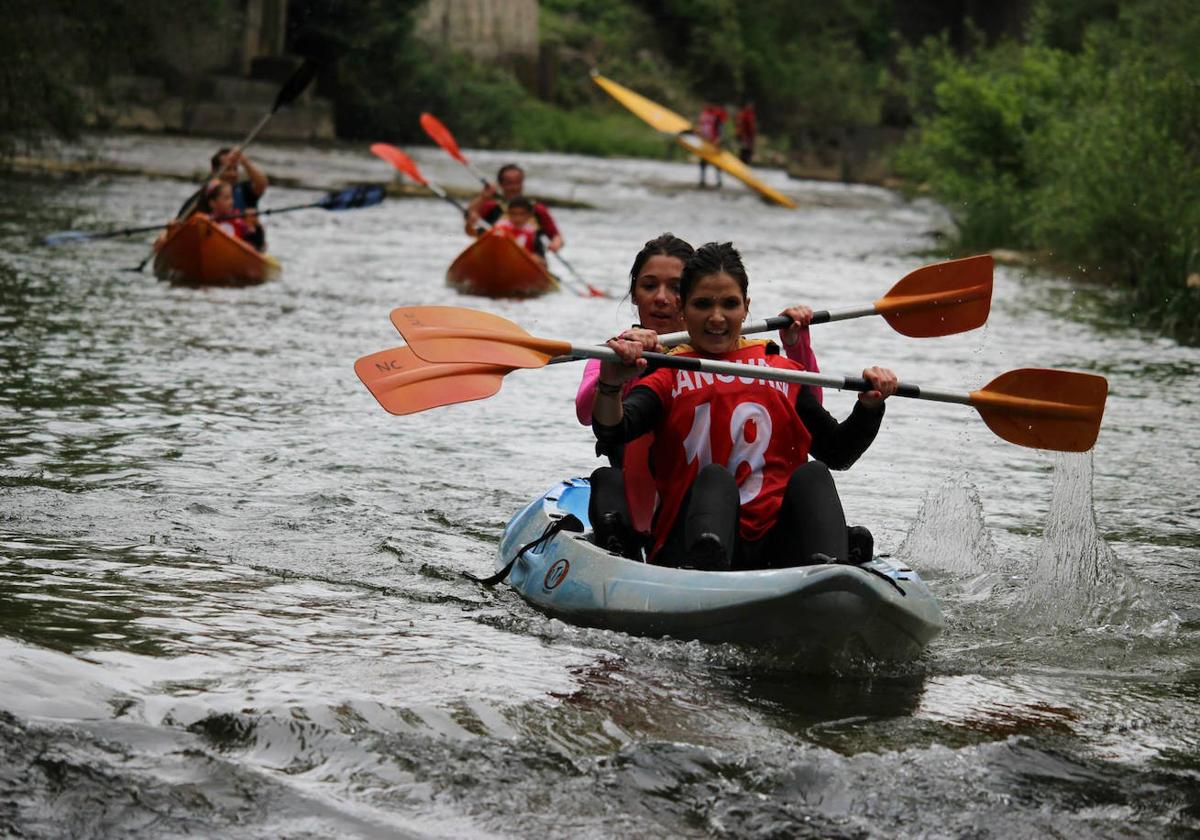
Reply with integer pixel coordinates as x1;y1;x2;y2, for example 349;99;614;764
874;254;994;337
590;71;693;135
970;368;1108;452
389;306;570;368
355;346;509;415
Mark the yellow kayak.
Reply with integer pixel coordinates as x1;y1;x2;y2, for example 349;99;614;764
591;71;796;209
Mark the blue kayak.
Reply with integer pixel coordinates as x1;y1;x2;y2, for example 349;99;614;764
496;478;945;661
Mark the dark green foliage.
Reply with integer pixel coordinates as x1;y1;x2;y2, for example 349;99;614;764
0;0;169;151
288;0;687;155
895;0;1200;343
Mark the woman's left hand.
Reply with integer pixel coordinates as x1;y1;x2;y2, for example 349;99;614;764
858;366;898;408
779;305;814;347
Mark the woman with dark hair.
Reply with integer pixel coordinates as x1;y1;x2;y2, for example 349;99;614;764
592;242;895;571
580;235;824;559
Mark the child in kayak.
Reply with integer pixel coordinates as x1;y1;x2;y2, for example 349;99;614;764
199;180;265;251
465;163;563;254
491;197;545;266
179;147;268;250
579;234;823;560
592;241;894;571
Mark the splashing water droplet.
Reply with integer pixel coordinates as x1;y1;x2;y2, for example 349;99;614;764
897;472;996;574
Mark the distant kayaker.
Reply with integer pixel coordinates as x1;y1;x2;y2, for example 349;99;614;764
179;147;268;250
735;102;757;164
593;241;891;571
696;103;728;187
578;233;823;560
199;180;265;251
209;146;268;212
464;163;563;252
492;197;546;266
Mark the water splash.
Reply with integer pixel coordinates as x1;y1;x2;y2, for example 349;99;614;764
1032;452;1118;591
1021;451;1176;631
896;472;998;575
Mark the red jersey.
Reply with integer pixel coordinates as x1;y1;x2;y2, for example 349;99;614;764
636;341;812;558
735;106;756;144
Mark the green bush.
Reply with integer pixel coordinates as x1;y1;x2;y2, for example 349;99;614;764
509;103;676;158
1029;55;1200;339
894;39;1080;250
894;3;1200;344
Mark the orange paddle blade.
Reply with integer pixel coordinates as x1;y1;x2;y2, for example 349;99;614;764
389;306;570;368
370;143;427;186
355;345;508;415
419;113;469;166
970;368;1108;452
875;254;993;337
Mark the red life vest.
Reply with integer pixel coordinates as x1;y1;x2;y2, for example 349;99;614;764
214;215;257;244
492;217;540;253
636;340;812;560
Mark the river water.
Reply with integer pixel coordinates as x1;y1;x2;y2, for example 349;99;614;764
1;134;1197;838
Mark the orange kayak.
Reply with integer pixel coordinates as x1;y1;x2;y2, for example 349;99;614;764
446;231;558;298
152;214;281;286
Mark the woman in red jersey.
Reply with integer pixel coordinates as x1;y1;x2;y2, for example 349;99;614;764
578;234;823;560
592;241;895;571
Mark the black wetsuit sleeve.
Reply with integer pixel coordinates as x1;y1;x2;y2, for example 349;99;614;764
592;385;664;450
797;386;884;470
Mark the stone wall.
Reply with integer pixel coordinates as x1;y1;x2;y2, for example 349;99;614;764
415;0;539;63
786;125;908;188
84;0;332;141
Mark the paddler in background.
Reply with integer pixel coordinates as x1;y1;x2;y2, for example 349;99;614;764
197;180;265;250
463;163;563;253
696;103;728;188
735;101;757;164
577;234;823;560
179;146;269;250
491;196;547;268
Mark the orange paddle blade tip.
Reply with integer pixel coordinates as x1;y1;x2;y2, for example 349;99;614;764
369;143;427;186
971;367;1108;452
876;254;993;337
355;346;505;416
419;113;468;165
389;306;569;368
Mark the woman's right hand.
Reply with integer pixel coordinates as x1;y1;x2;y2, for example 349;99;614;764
599;328;660;384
